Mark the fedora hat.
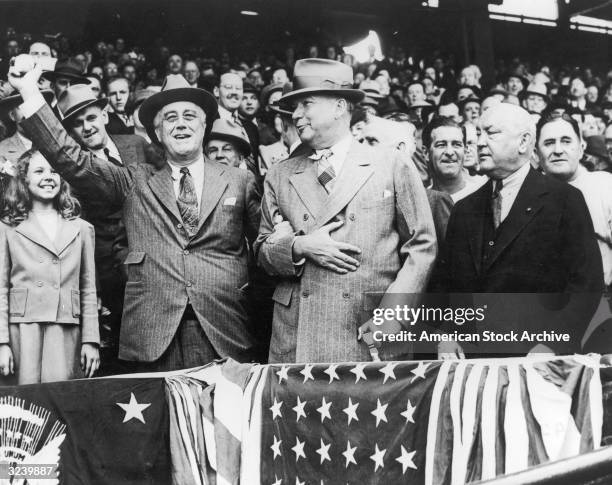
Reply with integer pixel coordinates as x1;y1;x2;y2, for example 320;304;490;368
280;58;364;104
207;118;251;156
0;89;54;115
260;82;285;106
139;74;218;145
41;58;90;84
519;82;549;102
57;84;108;122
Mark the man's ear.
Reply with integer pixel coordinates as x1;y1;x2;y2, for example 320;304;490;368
213;86;219;98
518;131;533;155
102;108;109;125
397;141;406;152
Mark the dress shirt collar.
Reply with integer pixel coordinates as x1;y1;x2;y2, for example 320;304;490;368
313;133;353;176
168;155;205;181
218;105;237;121
91;137;122;163
495;161;530;195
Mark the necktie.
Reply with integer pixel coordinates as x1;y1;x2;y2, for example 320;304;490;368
491;179;503;230
103;148;122;166
177;167;199;234
311;149;336;193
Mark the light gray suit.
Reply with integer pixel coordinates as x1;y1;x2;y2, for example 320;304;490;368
21;104;260;364
255;141;437;363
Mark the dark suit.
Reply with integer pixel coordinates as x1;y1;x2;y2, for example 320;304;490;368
106;112;135;135
22;104;261;368
432;167;604;352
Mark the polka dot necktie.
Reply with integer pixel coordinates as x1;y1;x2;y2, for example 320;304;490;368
177;167;199;234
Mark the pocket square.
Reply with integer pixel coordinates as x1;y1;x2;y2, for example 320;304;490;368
383;189;393;199
223;197;237;206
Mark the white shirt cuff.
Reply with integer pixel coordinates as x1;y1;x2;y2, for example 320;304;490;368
19;92;47;119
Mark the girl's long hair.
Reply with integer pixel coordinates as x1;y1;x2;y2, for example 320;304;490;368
1;149;81;226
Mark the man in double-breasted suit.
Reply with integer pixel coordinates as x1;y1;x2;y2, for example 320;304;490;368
432;103;603;357
9;60;260;371
255;59;437;363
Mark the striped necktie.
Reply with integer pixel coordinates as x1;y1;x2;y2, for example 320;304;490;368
177;167;199;235
310;149;336;193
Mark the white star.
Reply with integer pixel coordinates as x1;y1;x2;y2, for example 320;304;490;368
350;363;367;383
300;364;315;383
370;399;388;427
396;446;417;474
291;437;306;462
270;435;282;459
270;398;283;419
116;393;151;424
316;438;331;464
323;364;340;383
342;440;357;467
316;397;332;423
292;396;307;422
271;476;282;485
401;400;416;424
343;397;359;425
295;478;304;485
379;362;398;384
370;443;386;472
411;361;430;381
276;365;289;383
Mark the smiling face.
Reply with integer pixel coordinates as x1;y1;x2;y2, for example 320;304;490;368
291;95;345;149
217;73;243;112
537;119;583;182
154;101;206;164
67;105;109;150
427;126;465;180
26;152;61;202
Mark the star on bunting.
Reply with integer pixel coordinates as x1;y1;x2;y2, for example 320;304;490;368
276;366;290;383
292;396;307;421
291;437;306;462
343;397;359;425
396;446;417;473
300;364;314;383
371;399;388;427
116;393;151;424
317;397;332;422
411;361;429;381
270;398;283;419
370;444;386;472
379;362;398;384
271;435;282;459
316;438;331;464
342;440;357;467
350;363;367;383
324;364;340;383
401;399;416;424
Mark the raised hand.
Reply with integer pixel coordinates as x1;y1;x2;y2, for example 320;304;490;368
7;54;43;98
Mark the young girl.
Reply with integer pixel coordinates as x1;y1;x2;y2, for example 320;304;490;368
0;149;99;384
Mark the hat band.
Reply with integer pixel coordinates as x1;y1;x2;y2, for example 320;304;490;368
293;76;354;92
61;98;100;120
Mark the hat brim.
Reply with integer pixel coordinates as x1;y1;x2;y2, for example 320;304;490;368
269;104;293;117
41;71;91;84
61;98;108;123
0;89;54;113
279;87;365;104
207;132;251;156
139;87;219;145
519;91;549;103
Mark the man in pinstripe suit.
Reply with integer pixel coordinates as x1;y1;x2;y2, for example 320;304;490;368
255;59;437;363
9;60;260;372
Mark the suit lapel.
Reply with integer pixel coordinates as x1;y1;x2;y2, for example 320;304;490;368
15;215;59;255
314;141;374;229
147;164;183;223
466;182;491;276
196;161;228;234
289;155;327;220
484;168;547;270
54;218;80;255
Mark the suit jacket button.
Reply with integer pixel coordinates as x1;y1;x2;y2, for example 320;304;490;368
183;249;190;255
177;223;183;229
302;291;309;298
303;214;309;221
37;281;43;287
342;292;350;298
53;284;59;289
52;259;59;264
186;281;192;287
488;240;495;246
349;213;355;221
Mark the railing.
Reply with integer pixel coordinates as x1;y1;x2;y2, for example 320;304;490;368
474;445;612;485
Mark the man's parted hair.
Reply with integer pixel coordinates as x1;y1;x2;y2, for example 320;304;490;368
422;116;463;149
536;111;582;142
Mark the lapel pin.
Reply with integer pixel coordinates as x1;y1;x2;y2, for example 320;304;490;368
526;207;532;213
